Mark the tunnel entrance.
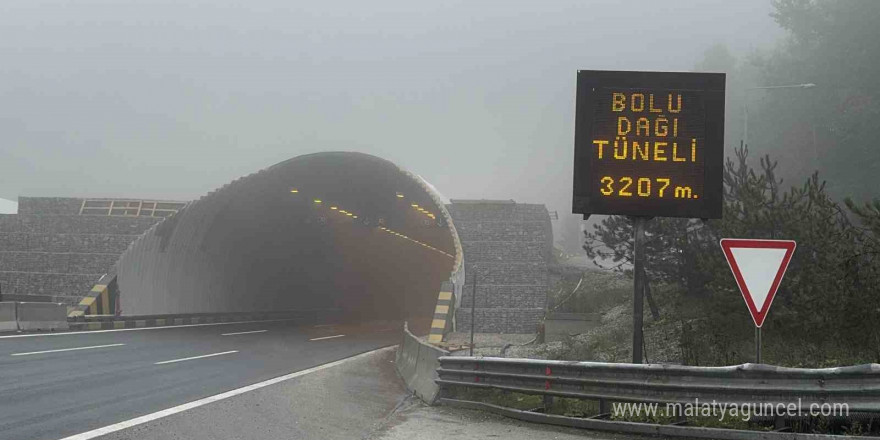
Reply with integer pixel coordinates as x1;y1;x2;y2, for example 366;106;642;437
116;152;461;334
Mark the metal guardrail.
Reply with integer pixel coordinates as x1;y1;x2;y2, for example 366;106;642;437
436;356;880;413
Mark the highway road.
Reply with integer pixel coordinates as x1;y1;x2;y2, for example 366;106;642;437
0;319;401;440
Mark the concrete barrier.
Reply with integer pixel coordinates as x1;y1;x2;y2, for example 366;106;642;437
16;302;69;331
0;302;17;331
396;322;448;404
396;325;419;382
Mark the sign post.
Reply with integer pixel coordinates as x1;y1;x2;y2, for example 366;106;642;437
574;70;726;363
631;216;647;363
720;239;797;364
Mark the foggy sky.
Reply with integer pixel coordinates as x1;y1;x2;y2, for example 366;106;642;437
1;0;782;217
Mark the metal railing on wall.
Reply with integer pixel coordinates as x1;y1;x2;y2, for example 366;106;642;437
79;199;187;217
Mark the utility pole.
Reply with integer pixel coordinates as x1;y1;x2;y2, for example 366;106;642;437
469;265;478;357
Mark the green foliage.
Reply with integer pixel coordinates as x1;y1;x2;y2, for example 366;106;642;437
750;0;880;201
584;144;880;366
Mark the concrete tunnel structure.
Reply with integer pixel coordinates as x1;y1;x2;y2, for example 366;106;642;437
115;152;464;333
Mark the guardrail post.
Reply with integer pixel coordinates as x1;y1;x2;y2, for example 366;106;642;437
774;416;787;431
672;413;687;426
598;398;609;417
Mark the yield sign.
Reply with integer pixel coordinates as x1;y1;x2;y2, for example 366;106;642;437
720;239;796;328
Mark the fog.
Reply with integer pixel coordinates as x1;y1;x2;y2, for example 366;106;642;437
1;0;782;246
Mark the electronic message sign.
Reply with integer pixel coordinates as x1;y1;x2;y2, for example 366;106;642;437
573;70;725;219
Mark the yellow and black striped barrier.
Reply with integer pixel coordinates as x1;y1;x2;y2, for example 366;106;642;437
68;276;117;318
428;281;454;344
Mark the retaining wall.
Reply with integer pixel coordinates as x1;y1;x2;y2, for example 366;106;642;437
0;198;171;305
0;214;160;235
0;232;139;253
447;200;552;334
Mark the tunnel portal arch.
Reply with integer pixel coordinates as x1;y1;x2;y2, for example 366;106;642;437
116;152;463;326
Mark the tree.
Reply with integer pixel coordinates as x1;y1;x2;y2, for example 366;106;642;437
750;0;880;202
584;144;880;366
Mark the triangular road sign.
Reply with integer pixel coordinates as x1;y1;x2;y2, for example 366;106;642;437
720;239;796;328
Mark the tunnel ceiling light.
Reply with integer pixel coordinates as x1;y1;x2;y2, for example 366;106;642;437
396;192;405;198
378;224;454;260
330;206;338;210
411;204;419;208
352;215;358;219
313;199;322;204
290;189;299;193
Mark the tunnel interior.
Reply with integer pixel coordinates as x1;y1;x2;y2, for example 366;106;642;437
117;152;459;332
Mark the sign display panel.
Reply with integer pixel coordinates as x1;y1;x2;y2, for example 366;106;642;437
573;70;725;219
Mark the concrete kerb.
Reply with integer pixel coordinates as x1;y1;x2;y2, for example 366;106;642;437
396;321;449;405
0;302;18;331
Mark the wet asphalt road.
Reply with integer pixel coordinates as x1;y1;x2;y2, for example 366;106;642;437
0;319;400;440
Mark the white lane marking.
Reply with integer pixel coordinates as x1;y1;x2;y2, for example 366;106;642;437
0;318;297;339
154;350;238;365
58;346;395;440
313;324;335;328
309;334;345;341
221;329;267;336
11;343;126;357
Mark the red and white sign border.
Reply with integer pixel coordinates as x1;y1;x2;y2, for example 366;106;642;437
719;238;796;328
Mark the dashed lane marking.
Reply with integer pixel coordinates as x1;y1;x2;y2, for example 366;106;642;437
309;334;345;341
154;350;239;365
11;343;126;356
221;330;268;336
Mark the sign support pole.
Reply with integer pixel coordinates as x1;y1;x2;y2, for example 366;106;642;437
720;238;796;365
632;216;648;364
755;327;762;364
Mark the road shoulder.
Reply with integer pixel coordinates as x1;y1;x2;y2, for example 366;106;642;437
94;346;407;440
